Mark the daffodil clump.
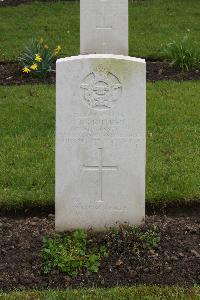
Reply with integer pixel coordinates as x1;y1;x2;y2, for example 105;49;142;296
19;38;62;77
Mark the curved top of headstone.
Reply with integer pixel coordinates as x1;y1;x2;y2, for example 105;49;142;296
57;54;145;64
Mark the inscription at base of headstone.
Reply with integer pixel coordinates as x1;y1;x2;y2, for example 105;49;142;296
56;54;146;231
80;0;128;55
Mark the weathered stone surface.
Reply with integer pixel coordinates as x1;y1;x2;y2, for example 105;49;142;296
56;54;146;231
80;0;128;55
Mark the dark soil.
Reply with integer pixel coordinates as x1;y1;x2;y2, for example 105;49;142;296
0;61;55;86
0;0;31;6
0;60;200;86
0;214;199;291
0;0;71;7
146;61;200;81
1;201;200;218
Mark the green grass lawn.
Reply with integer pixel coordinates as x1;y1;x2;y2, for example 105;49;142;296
0;286;200;300
0;81;199;209
0;0;200;60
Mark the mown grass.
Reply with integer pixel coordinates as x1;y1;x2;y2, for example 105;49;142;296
0;81;199;209
0;0;200;60
147;81;200;203
0;286;200;300
0;85;55;208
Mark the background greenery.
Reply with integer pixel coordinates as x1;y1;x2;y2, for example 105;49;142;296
0;0;200;60
0;81;199;209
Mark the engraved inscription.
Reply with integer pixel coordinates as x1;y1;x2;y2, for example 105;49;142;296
73;204;128;211
76;117;125;137
80;71;122;110
83;148;118;203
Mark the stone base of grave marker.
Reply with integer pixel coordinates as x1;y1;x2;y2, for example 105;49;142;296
56;54;146;231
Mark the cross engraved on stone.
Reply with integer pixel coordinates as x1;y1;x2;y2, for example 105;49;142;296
96;0;113;51
83;147;118;203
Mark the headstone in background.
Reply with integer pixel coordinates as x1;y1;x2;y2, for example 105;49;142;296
56;54;146;231
80;0;128;55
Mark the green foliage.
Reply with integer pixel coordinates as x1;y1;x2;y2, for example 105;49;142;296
140;228;160;250
18;38;61;77
41;229;108;277
164;34;200;71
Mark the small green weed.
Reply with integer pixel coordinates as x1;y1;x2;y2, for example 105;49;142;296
18;38;61;77
164;34;200;71
41;229;108;277
140;228;160;250
110;225;160;260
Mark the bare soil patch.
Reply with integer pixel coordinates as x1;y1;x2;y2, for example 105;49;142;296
0;61;55;86
0;0;64;6
0;61;200;86
0;214;199;291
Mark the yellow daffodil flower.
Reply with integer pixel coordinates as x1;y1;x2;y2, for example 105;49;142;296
35;54;42;62
39;37;44;43
54;45;61;54
22;67;31;73
56;45;61;51
44;44;49;49
30;63;38;70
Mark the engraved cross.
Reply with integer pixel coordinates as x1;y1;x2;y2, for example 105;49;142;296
83;148;118;203
96;0;113;52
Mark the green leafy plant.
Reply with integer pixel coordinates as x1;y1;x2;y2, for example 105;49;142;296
140;229;160;250
164;34;200;71
18;38;62;77
41;229;108;277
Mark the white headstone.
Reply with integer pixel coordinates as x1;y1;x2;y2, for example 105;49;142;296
56;54;146;231
80;0;128;55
